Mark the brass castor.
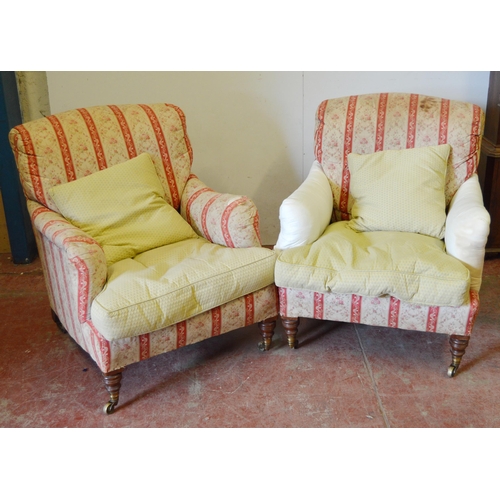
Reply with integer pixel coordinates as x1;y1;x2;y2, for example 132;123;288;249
103;401;116;414
258;340;270;352
258;318;276;352
102;369;123;415
447;335;469;378
282;317;300;350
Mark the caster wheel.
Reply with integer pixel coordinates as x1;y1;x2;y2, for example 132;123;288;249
103;402;116;414
447;365;457;378
289;339;299;349
258;341;269;352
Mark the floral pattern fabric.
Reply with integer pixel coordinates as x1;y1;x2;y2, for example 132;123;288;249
180;174;262;248
279;92;485;342
279;287;478;338
9;104;193;211
10;104;278;374
315;93;484;222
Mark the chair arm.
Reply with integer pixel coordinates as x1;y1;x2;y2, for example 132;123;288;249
28;200;107;322
275;161;333;250
445;174;491;291
180;174;262;248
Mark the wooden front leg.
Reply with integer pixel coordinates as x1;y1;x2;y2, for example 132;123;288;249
258;316;277;351
282;316;300;349
448;334;470;377
102;369;123;414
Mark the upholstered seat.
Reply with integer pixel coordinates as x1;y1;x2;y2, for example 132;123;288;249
275;93;490;376
92;240;276;340
276;222;470;308
9;103;278;413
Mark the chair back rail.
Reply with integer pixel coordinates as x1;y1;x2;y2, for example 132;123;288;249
9;103;193;212
314;93;484;221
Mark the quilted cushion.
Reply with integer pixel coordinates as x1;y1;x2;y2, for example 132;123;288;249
275;221;470;307
91;239;277;340
347;144;451;239
49;153;198;265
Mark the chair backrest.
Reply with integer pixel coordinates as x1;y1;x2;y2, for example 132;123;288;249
314;93;484;221
9;103;193;212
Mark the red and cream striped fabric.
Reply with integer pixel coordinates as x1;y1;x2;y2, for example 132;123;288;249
29;194;277;372
10;104;277;374
279;288;479;338
279;93;485;338
86;285;278;372
28;199;107;324
180;174;262;248
314;93;484;222
9;103;193;212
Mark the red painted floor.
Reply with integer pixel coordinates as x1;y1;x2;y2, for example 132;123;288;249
1;252;499;428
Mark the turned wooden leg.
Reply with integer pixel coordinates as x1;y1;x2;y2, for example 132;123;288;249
448;334;470;377
258;316;277;352
282;316;300;349
102;369;123;414
51;309;68;334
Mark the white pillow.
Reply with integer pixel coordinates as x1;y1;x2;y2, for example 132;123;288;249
275;161;333;249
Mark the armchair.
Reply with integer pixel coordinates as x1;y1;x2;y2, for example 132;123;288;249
9;103;278;413
275;93;490;376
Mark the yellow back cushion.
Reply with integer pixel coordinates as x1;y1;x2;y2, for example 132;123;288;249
49;153;198;265
347;144;451;239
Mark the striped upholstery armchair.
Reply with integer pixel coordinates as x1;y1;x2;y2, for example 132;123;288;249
9;103;278;413
275;93;490;376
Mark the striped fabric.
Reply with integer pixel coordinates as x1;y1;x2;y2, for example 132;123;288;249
10;104;277;373
280;93;486;339
180;174;262;248
279;287;479;337
10;104;192;211
314;93;484;222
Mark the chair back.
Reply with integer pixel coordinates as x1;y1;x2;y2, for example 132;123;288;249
9;103;193;212
314;93;484;221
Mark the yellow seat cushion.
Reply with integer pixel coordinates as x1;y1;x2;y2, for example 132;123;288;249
347;144;450;239
49;153;198;265
275;221;469;307
90;239;276;340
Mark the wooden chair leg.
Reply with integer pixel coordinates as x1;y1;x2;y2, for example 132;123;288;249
258;316;277;351
102;369;124;414
448;334;470;377
282;316;300;349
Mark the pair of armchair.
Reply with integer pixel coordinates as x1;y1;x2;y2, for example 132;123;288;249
9;93;490;414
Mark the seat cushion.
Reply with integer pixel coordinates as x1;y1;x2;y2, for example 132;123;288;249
347;144;450;239
49;153;198;265
91;239;276;340
275;221;470;307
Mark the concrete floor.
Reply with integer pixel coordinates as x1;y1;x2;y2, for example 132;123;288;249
1;252;499;428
